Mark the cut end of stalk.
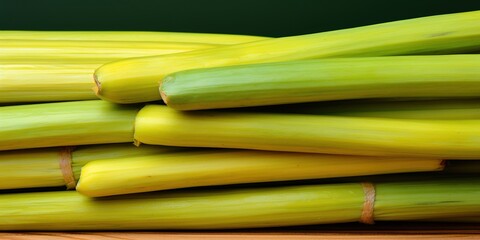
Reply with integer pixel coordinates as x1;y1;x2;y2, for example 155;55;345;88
93;73;101;96
160;90;169;105
159;76;173;105
133;139;142;147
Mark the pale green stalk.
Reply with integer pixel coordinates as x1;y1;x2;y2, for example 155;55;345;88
0;148;64;189
0;100;139;151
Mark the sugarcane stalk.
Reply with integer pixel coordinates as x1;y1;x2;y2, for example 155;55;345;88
0;178;478;230
71;144;184;180
0;31;270;44
134;105;480;159
374;179;480;221
0;100;139;151
76;150;443;197
0;140;445;193
0;147;65;189
0;144;180;190
94;10;480;103
0;62;100;102
0;40;218;61
161;55;480;110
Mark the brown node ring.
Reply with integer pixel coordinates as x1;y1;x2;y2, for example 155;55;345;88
59;147;76;190
360;182;376;224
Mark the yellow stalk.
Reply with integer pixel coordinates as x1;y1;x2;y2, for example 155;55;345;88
0;40;218;61
0;178;478;230
71;144;182;180
94;10;480;103
76;149;443;197
0;62;100;102
134;105;480;159
0;31;270;44
0;144;180;190
0;100;139;151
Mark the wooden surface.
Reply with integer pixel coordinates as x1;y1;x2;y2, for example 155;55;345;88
0;232;479;240
1;223;479;239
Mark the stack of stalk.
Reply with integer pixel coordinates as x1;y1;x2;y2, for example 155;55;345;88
1;10;480;230
0;31;270;103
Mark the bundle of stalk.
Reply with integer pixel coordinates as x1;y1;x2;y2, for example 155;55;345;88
0;33;269;103
0;144;181;190
75;149;443;197
0;178;478;230
0;100;138;151
160;55;480;110
93;10;480;103
134;105;480;159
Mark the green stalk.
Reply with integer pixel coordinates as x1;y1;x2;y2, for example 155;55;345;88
161;55;480;110
259;98;480;119
0;31;270;44
374;179;480;221
0;178;478;230
134;105;480;159
94;10;480;103
0;100;139;151
76;150;443;197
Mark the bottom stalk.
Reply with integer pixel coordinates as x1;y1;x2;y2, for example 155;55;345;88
0;178;478;230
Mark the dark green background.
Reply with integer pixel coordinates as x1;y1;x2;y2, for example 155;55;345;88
0;0;479;37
